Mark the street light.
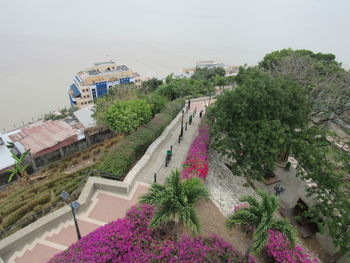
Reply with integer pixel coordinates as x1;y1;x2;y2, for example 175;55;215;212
180;109;184;138
60;191;82;240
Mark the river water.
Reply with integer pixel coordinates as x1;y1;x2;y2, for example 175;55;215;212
0;0;349;131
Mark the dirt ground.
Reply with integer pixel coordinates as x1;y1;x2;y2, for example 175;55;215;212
194;199;267;263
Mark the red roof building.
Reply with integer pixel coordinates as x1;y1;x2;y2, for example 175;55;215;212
7;120;80;157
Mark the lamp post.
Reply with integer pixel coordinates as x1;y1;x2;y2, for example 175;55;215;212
180;109;184;138
60;191;82;240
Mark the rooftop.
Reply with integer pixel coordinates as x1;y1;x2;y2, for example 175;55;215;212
6;120;79;157
73;106;97;129
87;65;129;76
93;61;116;67
0;134;15;171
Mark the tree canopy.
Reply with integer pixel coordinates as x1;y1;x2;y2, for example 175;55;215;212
141;78;163;93
259;48;350;136
209;67;311;180
209;50;350;253
192;67;225;81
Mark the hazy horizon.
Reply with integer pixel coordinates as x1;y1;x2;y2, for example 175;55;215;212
1;0;350;131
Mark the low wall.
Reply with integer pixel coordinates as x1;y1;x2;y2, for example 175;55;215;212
34;149;62;167
61;139;89;156
88;129;114;145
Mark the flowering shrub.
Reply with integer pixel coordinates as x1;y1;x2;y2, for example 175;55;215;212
182;125;210;180
232;205;320;263
49;204;257;263
266;230;319;263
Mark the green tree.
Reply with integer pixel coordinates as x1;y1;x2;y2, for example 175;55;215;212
258;49;350;256
144;93;168;116
209;67;311;180
105;99;152;133
226;190;297;256
93;84;139;126
259;48;348;130
214;75;227;93
192;67;225;81
6;150;30;183
140;169;209;240
156;78;208;100
141;78;163;93
291;130;350;258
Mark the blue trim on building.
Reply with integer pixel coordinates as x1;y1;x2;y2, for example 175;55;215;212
75;75;81;83
96;81;108;97
70;83;81;97
68;93;76;107
120;77;130;84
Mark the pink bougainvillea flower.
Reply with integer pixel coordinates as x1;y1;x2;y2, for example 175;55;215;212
48;204;259;263
181;126;210;180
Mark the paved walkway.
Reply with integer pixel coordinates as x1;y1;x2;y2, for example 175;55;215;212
137;100;208;184
5;100;209;263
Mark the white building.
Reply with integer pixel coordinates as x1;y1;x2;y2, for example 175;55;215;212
0;134;15;175
68;61;141;108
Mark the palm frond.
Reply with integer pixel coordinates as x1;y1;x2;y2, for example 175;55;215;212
254;216;270;239
150;206;174;228
226;209;258;229
179;206;201;234
257;189;279;218
239;195;259;207
139;183;165;205
7;171;17;183
252;231;269;254
165;169;181;190
182;178;209;204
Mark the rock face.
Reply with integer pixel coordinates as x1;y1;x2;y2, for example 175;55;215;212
205;148;257;217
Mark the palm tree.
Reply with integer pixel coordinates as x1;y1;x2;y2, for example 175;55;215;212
140;169;209;240
6;150;30;183
226;190;297;256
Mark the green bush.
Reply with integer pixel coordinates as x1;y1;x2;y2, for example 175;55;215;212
105;99;152;133
98;98;184;179
145;93;168;115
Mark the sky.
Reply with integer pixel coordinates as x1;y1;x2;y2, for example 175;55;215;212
0;0;350;131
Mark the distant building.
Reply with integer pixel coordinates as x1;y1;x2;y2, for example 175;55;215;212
179;67;196;78
224;65;239;76
178;61;239;78
68;61;141;108
196;60;225;69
